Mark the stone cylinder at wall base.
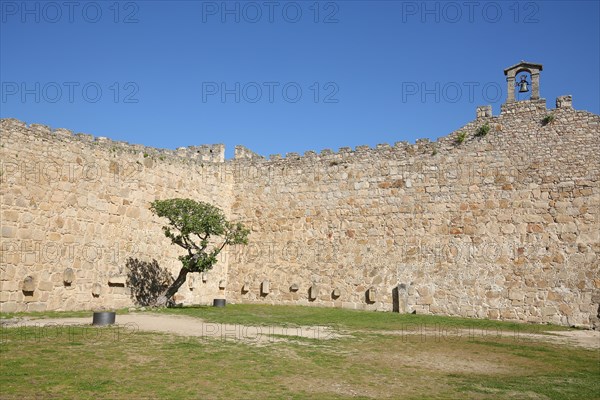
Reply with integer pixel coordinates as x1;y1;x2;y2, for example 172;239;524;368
213;298;226;307
92;311;116;326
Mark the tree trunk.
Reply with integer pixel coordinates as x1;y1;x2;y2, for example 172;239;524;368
155;268;189;307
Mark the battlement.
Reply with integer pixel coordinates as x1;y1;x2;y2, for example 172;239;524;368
500;98;547;115
0;118;226;164
234;145;264;161
1;95;591;170
229;95;595;166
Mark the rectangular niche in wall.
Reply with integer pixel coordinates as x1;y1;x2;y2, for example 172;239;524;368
393;283;409;313
309;285;319;301
366;287;376;303
242;282;250;293
261;280;270;296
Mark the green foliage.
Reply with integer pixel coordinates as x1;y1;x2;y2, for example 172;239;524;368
475;123;490;137
150;198;249;273
455;131;467;144
542;114;555;126
143;153;149;158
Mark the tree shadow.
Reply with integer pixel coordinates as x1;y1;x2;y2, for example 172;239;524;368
126;258;173;306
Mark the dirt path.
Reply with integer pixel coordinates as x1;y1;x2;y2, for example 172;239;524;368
1;313;341;344
3;314;598;349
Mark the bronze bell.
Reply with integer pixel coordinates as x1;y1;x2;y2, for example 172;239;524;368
517;76;529;93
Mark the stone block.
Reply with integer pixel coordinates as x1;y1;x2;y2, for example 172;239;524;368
27;302;47;312
173;294;185;302
556;95;572;109
0;302;17;313
2;210;19;222
476;105;492;118
526;223;543;233
558;303;573;316
1;265;17;280
0;281;18;291
48;232;62;241
110;286;131;295
547;291;563;301
38;281;54;291
542;306;557;317
108;276;127;286
1;226;16;238
508;289;524;301
125;207;140;218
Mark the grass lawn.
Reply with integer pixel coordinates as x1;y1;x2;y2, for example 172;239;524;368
1;305;598;399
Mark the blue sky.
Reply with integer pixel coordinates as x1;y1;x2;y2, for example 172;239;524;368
1;0;599;158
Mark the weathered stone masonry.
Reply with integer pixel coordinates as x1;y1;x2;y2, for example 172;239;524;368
227;95;599;328
0;123;233;311
1;68;599;328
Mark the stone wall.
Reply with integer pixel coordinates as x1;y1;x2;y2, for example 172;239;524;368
1;96;599;327
226;97;599;328
0;119;232;312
